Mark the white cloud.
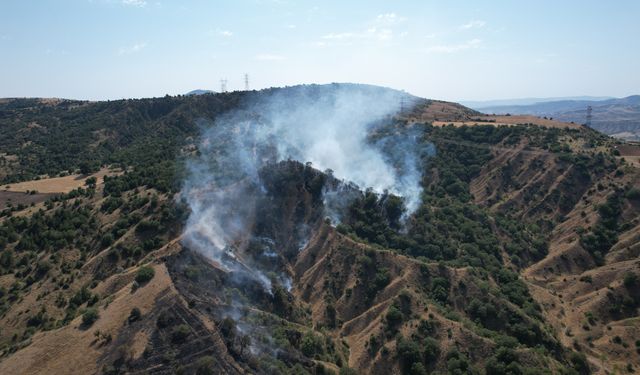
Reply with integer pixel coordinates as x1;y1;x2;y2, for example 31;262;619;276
372;28;393;41
320;27;395;44
118;42;147;55
375;12;406;26
320;28;393;43
122;0;147;7
255;54;285;61
285;24;297;29
321;32;359;40
460;20;486;30
208;29;233;38
427;38;482;53
316;13;405;47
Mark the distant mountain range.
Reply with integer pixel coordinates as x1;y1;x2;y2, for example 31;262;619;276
467;96;640;141
461;96;614;108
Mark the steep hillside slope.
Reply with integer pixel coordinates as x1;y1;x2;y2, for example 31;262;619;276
465;126;640;373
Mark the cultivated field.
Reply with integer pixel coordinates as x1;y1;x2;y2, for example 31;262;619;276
616;143;640;166
433;115;582;129
0;168;115;194
0;168;119;209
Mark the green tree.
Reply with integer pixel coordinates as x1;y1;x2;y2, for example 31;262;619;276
135;265;155;284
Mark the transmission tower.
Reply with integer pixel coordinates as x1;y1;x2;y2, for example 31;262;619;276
585;105;592;127
400;96;405;113
244;74;249;91
220;79;228;93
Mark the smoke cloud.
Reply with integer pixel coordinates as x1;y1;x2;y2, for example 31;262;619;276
180;84;428;290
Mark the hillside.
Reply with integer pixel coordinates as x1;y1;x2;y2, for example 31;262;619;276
472;96;640;141
0;84;638;375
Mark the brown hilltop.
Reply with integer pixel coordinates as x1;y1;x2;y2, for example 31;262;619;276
405;99;583;129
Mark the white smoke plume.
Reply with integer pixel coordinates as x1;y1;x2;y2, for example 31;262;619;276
180;84;428;290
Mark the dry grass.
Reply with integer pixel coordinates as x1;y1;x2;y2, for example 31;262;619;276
433;115;582;129
520;170;640;374
616;144;640;167
0;191;55;210
0;263;174;375
617;145;640;156
0;168;118;194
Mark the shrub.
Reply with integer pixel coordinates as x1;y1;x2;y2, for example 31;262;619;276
82;308;99;327
184;266;200;281
300;331;323;357
79;161;99;175
410;362;427;375
396;336;422;370
385;306;403;329
85;177;97;187
423;337;440;363
373;268;391;291
219;317;236;341
35;260;51;278
135;265;155;284
128;307;141;323
156;311;173;329
579;275;593;283
625;188;640;200
136;220;161;234
623;272;638;289
171;324;191;344
325;303;337;328
569;352;590;375
613;335;623;345
69;286;92;308
339;368;357;375
194;356;216;375
100;233;114;248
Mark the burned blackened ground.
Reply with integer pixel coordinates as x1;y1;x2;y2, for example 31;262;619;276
101;285;244;375
253;161;330;261
120;162;354;374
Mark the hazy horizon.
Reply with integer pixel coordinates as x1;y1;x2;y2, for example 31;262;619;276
1;87;636;106
1;0;639;102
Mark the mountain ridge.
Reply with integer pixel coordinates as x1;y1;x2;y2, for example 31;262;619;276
462;96;615;108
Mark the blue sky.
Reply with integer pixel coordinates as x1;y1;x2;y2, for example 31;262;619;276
1;0;638;101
